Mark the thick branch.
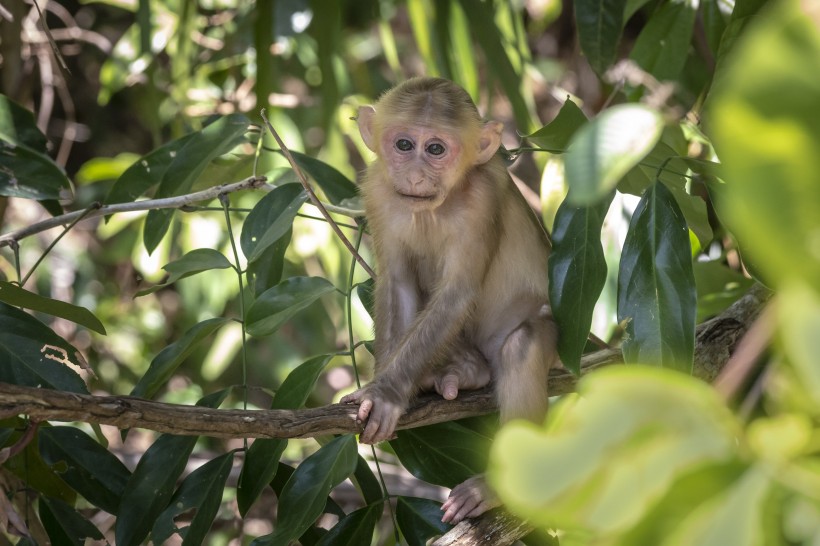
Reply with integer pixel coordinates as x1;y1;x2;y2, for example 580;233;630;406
0;176;267;248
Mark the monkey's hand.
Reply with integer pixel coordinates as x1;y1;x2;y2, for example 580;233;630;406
441;475;500;524
340;381;409;444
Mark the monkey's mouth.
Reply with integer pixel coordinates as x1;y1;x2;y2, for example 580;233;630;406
396;191;437;201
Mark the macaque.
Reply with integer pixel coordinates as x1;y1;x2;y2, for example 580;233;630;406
341;77;558;524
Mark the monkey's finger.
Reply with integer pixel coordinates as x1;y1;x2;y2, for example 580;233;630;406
356;398;374;423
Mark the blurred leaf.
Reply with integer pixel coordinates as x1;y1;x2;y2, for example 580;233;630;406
315;503;383;546
396;497;451;546
525;97;588;151
248;228;292;297
144;114;250;253
447;1;479;99
549;193;612;373
0;302;88;393
130;317;231;399
0;95;48;151
39;426;131;514
565;104;663;205
618;182;696;371
693;261;754;322
391;420;492;488
39;496;104;546
702;0;731;53
710;0;820;292
151;451;234;546
105;133;197;205
115;393;223;546
5;433;76;504
356;279;375;319
624;0;654;20
0;141;72;201
281;150;357;205
489;367;740;533
238;355;331;516
576;0;627;74
242;183;307;264
0;281;106;334
75;153;140;184
245;276;336;337
136;249;233;296
629;0;697;82
250;435;358;546
778;284;820;407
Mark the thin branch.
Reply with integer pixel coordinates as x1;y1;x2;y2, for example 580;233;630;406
0;176;267;248
259;109;377;279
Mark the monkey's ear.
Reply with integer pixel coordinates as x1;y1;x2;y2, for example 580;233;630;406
357;106;377;152
476;121;503;164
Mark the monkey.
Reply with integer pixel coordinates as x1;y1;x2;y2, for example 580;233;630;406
341;77;559;524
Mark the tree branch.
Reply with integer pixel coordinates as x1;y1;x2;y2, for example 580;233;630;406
0;176;267;248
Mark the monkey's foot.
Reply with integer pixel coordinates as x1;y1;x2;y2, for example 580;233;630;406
341;385;405;444
441;475;501;524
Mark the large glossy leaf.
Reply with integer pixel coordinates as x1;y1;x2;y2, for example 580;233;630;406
709;0;820;292
39;496;104;545
0;281;106;334
548;193;613;373
525;98;588;152
565;104;664;205
237;355;331;515
245;276;336;337
617;181;696;371
144;114;250;253
629;0;697;82
390;420;492;488
396;497;451;546
0;95;48;151
0;302;88;393
315;503;383;546
136;249;234;296
281;150;357;205
250;435;358;546
575;0;628;74
248;228;292;298
241;183;307;264
130;317;231;399
114;393;224;546
489;367;740;533
151;451;235;545
39;426;131;514
0;141;72;200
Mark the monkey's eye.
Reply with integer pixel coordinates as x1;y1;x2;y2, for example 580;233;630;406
395;139;414;152
426;143;446;156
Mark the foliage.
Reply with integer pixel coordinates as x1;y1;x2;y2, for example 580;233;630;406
0;0;818;545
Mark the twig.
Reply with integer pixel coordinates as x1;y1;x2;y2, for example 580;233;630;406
259;109;377;279
0;176;267;248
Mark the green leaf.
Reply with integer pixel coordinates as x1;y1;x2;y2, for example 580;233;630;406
396;497;451;546
0;95;48;151
39;496;104;546
280;150;357;205
245;277;336;337
250;435;358;546
391;421;492;488
39;426;131;514
130;317;231;399
0;141;72;201
548;193;612;373
352;455;383;505
356;279;375;320
0;302;88;393
0;281;106;335
489;367;740;534
629;0;697;83
778;285;820;407
136;249;233;296
248;228;292;297
575;0;628;74
105;133;197;205
241;183;307;264
151;452;234;545
693;261;754;323
315;503;383;546
617;181;696;371
237;355;331;516
524;98;588;151
565;104;664;205
114;393;223;546
144;114;250;253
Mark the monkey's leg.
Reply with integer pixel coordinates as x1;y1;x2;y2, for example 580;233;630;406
441;314;557;524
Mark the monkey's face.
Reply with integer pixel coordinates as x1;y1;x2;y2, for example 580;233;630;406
378;126;468;210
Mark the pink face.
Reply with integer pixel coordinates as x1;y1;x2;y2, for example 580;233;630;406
379;125;465;208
